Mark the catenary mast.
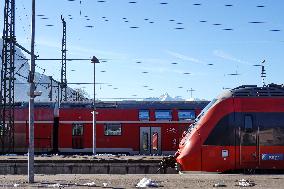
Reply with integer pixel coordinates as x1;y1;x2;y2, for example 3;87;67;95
0;0;16;153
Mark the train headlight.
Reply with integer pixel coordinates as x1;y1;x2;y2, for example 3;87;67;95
175;162;181;172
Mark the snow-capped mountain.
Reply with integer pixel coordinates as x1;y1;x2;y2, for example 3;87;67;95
144;93;201;101
143;93;208;101
0;40;76;102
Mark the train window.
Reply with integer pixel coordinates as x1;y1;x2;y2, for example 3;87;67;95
257;113;284;146
244;115;253;132
204;113;235;146
152;132;158;150
104;124;122;136
155;110;172;120
72;123;84;136
178;110;195;120
142;132;149;150
139;110;149;120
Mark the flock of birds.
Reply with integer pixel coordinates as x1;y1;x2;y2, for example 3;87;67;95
37;0;280;32
10;0;282;97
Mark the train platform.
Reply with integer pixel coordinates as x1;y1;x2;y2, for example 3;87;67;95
0;155;176;174
0;173;284;188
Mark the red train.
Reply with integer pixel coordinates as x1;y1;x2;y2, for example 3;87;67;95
176;84;284;172
2;101;209;155
14;102;55;153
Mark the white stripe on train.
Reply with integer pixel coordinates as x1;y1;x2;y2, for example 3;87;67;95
59;120;194;124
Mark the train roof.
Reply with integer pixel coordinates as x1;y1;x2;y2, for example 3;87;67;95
59;101;209;109
14;102;56;108
219;83;284;99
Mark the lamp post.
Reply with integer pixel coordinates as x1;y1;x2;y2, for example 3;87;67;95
28;0;36;183
91;56;100;155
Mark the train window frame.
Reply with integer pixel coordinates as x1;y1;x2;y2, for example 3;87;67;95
72;123;84;136
178;110;195;120
155;110;172;120
244;115;253;133
104;123;122;136
139;110;150;121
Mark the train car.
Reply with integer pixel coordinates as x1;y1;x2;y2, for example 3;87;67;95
0;102;27;153
13;102;56;153
58;101;208;155
176;84;284;172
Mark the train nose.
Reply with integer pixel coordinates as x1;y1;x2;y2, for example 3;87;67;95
175;140;193;171
175;153;187;171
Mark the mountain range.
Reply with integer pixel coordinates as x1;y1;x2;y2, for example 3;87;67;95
144;92;206;101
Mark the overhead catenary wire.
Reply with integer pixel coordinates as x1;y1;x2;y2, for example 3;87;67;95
4;0;283;101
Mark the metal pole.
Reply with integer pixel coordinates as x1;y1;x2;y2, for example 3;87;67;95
28;0;36;183
93;62;96;155
60;15;67;102
49;76;53;101
57;83;60;107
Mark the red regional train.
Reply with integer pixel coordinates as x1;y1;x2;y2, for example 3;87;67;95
13;102;56;153
175;84;284;172
1;101;209;155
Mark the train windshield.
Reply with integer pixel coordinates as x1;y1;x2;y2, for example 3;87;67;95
187;98;217;133
197;98;218;120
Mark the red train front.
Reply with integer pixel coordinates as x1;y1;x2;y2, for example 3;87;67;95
176;84;284;172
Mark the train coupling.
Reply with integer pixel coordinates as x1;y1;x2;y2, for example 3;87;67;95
175;162;181;172
157;155;178;173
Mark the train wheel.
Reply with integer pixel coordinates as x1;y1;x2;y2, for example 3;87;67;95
244;168;255;174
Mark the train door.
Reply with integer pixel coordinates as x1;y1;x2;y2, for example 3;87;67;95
139;127;161;155
239;114;259;168
72;123;84;149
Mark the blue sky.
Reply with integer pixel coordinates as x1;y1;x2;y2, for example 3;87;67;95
1;0;284;100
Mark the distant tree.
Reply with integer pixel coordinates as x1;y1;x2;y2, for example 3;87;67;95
71;88;90;101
